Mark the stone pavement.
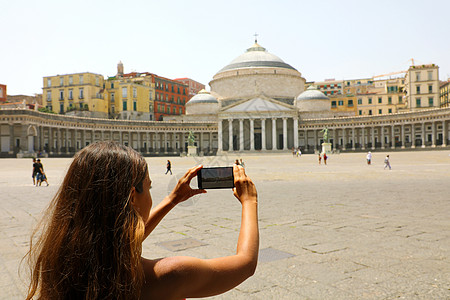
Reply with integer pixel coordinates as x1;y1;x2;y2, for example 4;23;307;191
0;151;449;299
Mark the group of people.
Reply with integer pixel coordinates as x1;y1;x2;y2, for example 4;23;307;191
318;152;328;165
235;158;245;168
31;158;49;186
292;147;302;157
366;151;392;170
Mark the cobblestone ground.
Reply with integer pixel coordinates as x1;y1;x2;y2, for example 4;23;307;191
1;151;449;299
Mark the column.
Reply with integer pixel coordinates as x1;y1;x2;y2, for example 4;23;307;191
218;120;223;152
101;130;104;142
361;127;366;150
66;128;70;154
272;118;277;150
74;129;78;150
91;129;95;144
371;127;375;150
411;123;416;148
381;126;385;149
261;118;266;151
304;129;308;150
313;129;318;151
391;125;395;149
119;130;123;145
146;132;150;153
164;132;167;152
239;119;244;151
334;127;338;150
55;129;60;154
137;131;141;151
128;131;132;149
209;131;213;153
401;124;405;149
250;119;255;151
442;120;447;147
421;122;426;148
282;118;287;150
352;127;355;150
342;128;346;150
228;119;233;151
49;128;54;153
9;124;14;154
293;117;298;149
181;132;185;153
431;122;436;147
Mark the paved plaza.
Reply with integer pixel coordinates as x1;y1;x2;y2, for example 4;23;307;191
0;150;449;299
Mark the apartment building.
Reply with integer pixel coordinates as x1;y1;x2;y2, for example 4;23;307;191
405;64;440;110
440;80;450;108
174;78;205;100
106;70;155;121
0;84;6;102
154;75;188;121
42;72;107;118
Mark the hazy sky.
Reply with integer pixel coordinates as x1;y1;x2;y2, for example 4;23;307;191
1;0;449;95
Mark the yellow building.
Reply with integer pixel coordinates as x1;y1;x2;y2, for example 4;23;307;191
105;63;155;121
405;64;440;110
42;72;107;118
441;80;450;108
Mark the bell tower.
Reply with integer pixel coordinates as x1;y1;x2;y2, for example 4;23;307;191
117;61;124;76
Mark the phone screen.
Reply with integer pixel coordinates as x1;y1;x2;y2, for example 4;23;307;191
198;167;234;189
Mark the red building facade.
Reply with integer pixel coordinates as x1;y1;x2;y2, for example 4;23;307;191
153;75;188;121
0;84;6;102
174;78;205;100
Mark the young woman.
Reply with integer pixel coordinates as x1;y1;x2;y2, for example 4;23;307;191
25;141;259;299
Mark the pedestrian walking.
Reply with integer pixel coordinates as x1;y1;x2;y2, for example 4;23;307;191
323;153;327;165
384;155;391;170
165;160;172;175
35;159;49;186
366;151;372;165
297;148;302;157
32;158;38;185
318;153;322;164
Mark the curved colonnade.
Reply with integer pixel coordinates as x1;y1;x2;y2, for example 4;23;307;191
1;108;449;157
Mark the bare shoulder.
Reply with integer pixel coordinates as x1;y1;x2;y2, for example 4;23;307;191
141;256;199;299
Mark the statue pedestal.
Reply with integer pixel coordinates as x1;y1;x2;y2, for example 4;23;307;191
187;146;197;157
321;143;332;154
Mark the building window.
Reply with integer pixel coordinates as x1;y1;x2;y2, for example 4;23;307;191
69;76;73;85
69;89;73;100
398;96;402;103
388;108;392;113
331;101;336;107
358;110;362;115
46;91;51;101
111;93;115;102
60;103;64;113
60;77;64;86
368;98;372;104
79;75;84;84
111;105;115;114
338;100;343;106
416;98;421;107
173;106;176;114
378;109;382;114
133;100;137;111
415;72;420;81
79;88;84;99
388;97;392;104
358;98;362;105
95;77;99;86
378;97;382;104
123;100;127;111
133;87;137;98
428;71;433;80
368;110;372;115
111;83;114;89
47;78;51;87
428;97;433;106
166;106;170;113
428;85;432;93
122;87;127;98
59;90;64;100
348;100;353;107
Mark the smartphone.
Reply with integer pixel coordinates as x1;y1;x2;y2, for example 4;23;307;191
197;167;234;189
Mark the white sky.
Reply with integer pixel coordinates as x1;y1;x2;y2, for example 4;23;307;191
1;0;449;95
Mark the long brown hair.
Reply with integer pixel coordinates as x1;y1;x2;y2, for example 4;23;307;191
25;141;148;299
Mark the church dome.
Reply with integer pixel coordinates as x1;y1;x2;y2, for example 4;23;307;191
217;43;297;73
186;89;218;104
296;86;329;101
185;90;219;115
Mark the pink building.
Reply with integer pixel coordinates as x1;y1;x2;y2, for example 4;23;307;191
174;78;205;100
0;84;6;102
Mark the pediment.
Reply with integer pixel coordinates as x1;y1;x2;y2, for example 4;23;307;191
222;97;294;113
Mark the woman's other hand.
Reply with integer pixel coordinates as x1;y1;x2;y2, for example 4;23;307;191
233;164;257;205
169;165;206;205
